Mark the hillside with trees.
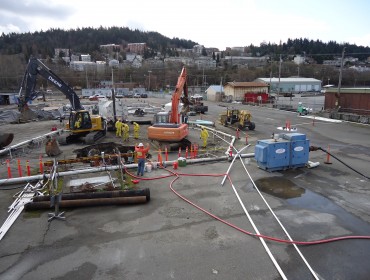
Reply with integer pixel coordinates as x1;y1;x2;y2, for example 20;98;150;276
247;38;370;63
0;26;197;61
1;27;370;91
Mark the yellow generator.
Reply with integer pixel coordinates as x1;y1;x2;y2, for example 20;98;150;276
220;108;255;130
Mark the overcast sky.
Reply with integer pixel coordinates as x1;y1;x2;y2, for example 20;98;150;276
1;0;369;50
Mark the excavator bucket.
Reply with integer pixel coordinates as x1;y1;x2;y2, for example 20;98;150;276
19;108;37;122
0;133;14;149
45;137;62;157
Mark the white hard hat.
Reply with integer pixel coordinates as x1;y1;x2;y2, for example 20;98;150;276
299;102;302;105
138;143;144;147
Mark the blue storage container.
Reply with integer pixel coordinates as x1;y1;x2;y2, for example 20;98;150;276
282;133;306;141
255;139;290;171
255;133;310;171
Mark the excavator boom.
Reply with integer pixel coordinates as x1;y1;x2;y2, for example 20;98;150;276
147;66;191;143
18;57;82;112
17;56;106;145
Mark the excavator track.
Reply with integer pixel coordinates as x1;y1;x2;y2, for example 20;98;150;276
83;129;107;145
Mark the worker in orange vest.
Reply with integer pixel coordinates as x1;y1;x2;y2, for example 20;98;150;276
135;143;150;176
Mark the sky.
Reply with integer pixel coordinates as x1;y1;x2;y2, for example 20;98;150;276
1;0;370;50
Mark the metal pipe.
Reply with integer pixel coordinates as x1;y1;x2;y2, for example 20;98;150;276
24;196;148;210
32;188;150;202
195;124;234;139
221;145;251;186
0;129;63;156
0;154;255;186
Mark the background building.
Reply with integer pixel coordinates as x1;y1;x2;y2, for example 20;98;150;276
223;82;268;102
256;77;322;93
206;85;224;101
325;88;370;115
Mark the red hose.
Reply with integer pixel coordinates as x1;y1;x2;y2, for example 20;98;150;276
125;166;370;245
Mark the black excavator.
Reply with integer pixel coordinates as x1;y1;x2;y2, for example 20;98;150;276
18;57;107;146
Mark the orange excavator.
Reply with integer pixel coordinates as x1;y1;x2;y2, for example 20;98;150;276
147;67;191;145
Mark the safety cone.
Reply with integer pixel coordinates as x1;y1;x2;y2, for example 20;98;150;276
6;159;12;178
324;145;332;164
26;160;31;176
17;159;23;177
39;155;44;174
158;148;163;167
228;146;233;162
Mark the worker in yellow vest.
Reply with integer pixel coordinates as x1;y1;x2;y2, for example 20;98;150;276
122;122;130;142
115;119;122;137
200;127;209;148
133;122;140;139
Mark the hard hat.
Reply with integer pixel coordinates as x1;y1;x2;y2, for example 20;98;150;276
299;102;302;105
138;143;144;147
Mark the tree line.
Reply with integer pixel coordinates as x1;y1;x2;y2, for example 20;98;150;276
1;27;370;90
0;26;197;61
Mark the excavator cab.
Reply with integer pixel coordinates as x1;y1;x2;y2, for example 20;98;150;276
69;111;92;130
153;112;170;124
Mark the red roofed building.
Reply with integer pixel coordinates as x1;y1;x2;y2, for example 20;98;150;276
223;81;269;102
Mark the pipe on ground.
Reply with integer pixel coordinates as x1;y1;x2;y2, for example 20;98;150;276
32;188;150;202
25;196;148;211
0;153;255;186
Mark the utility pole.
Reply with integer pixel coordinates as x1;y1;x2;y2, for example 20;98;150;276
269;59;273;94
336;47;346;109
148;70;152;91
277;54;282;101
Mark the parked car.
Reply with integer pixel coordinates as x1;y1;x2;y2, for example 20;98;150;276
191;94;203;101
133;93;142;98
89;94;106;101
140;93;148;98
123;92;133;98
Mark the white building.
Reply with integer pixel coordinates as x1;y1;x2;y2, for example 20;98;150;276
205;85;224;101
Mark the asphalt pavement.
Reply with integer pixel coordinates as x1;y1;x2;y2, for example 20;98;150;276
0;96;369;279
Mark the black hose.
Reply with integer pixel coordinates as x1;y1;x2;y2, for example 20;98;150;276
318;147;370;180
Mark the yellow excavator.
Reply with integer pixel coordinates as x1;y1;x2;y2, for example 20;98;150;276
18;57;107;148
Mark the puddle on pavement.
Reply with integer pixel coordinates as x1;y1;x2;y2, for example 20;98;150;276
255;177;370;234
255;177;305;199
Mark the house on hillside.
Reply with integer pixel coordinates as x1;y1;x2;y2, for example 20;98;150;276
223;82;268;102
206;85;224;101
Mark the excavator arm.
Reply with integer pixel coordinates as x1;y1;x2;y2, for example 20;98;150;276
170;67;190;123
18;57;83;112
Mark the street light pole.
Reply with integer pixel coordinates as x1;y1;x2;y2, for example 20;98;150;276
148;70;152;92
277;54;282;101
336;47;346;109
